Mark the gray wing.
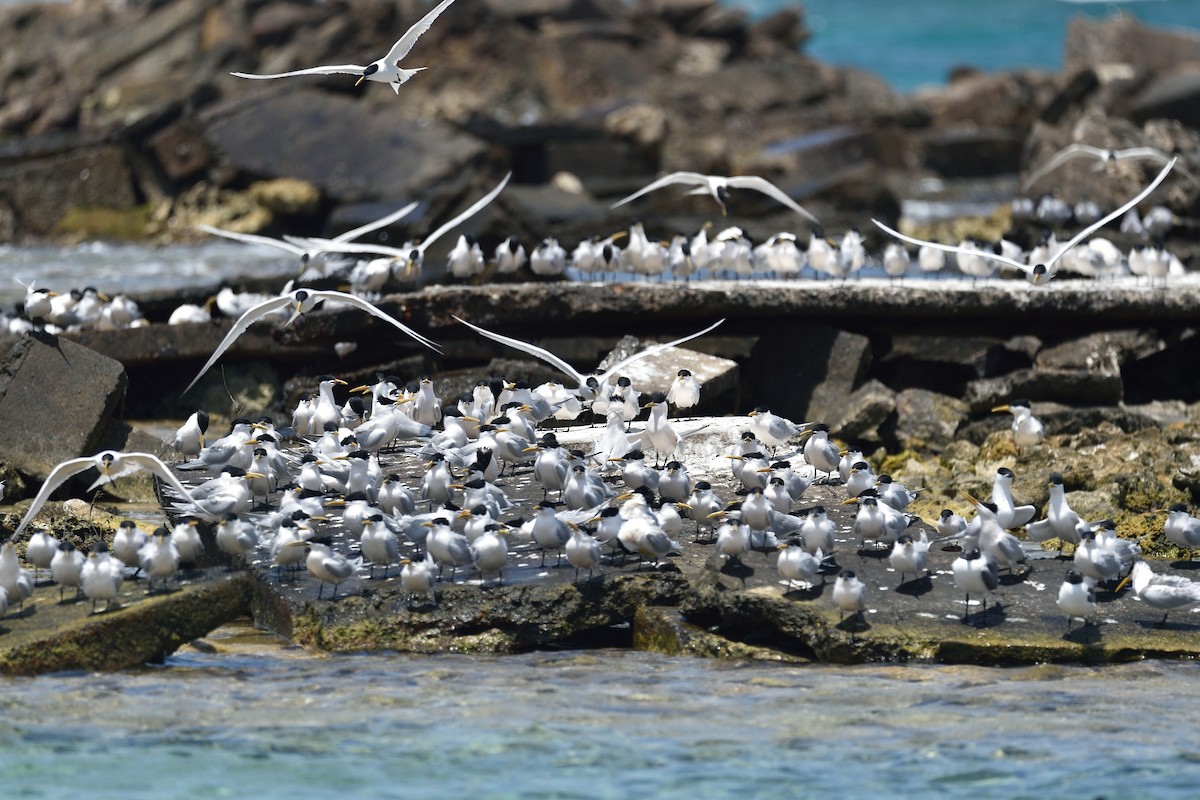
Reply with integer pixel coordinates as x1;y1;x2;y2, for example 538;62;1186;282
322;554;356;581
183;295;295;395
232;65;367;79
1113;147;1171;165
1022;144;1107;191
283;235;409;259
453;315;586;387
14;457;96;537
1025;518;1056;543
871;220;1029;274
726;176;820;223
610;172;709;209
1048;158;1177;270
384;0;459;64
332;201;420;243
419;171;512;252
194;225;307;256
598;318;726;383
120;453;217;520
313;290;441;352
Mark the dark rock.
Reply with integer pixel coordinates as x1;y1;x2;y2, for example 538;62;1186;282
965;367;1124;413
877;335;1031;396
249;3;328;43
921;127;1025;178
0;144;138;238
1122;330;1200;405
1037;330;1163;373
1038;69;1100;125
1064;15;1200;75
830;379;895;442
745;322;870;424
883;388;967;452
1131;66;1200;129
147;118;212;182
0;334;127;483
201;88;488;205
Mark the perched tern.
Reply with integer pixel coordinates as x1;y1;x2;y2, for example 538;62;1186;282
611;171;819;223
231;0;458;93
182;288;439;395
14;451;213;537
992;400;1044;452
832;569;867;622
873;157;1177;284
1023;143;1196;191
1117;560;1200;627
1057;569;1097;632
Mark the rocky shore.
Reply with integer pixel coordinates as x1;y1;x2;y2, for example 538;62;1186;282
0;0;1197;266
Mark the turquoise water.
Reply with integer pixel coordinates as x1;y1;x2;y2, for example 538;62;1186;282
2;645;1199;798
727;0;1197;91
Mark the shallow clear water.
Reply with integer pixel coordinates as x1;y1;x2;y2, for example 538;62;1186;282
1;645;1198;799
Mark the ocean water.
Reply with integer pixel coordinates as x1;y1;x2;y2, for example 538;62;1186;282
1;642;1199;799
727;0;1199;91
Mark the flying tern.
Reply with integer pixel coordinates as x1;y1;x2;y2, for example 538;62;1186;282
611;171;819;223
231;0;458;93
873;157;1177;284
1023;143;1197;191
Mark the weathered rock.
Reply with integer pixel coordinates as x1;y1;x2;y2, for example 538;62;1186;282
1037;329;1163;372
1064;15;1200;76
883;388;967;452
877;335;1032;396
745;322;870;424
202;88;488;205
0;144;138;238
965;367;1124;413
614;345;740;414
1122;330;1200;405
0;334;127;484
921;127;1025;178
830;378;895;443
1131;66;1200;130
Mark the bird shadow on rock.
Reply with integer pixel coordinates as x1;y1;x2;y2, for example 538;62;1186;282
1134;617;1200;632
962;603;1006;629
1063;623;1102;645
894;575;934;598
836;613;870;634
855;546;890;561
998;571;1029;587
718;558;755;583
1170;560;1200;571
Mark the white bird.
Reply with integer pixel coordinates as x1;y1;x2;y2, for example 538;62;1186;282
951;548;1000;623
0;542;34;612
230;0;458;93
831;569;866;622
172;410;211;458
776;539;822;591
288;172;511;281
992;400;1044;452
611;171;819;223
183;288;439;395
360;513;402;579
1023;143;1197;191
80;541;123;614
565;527;603;581
400;553;438;600
494;236;527;274
802;424;841;479
288;542;354;600
113;519;149;573
873;158;1178;285
888;531;930;586
936;509;968;540
1117;560;1200;627
748;406;808;451
24;530;59;581
170;517;205;569
50;541;86;603
665;369;702;411
1165;503;1200;561
195;201;418;264
1025;473;1083;552
989;468;1037;530
138;527;180;593
215;513;259;561
453;316;724;401
470;523;509;582
799;506;835;558
14;450;213;537
881;242;910;279
1057;569;1097;632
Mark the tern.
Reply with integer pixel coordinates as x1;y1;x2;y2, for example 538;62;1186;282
872;157;1177;284
195;202;418;265
832;570;867;622
1023;143;1197;191
452;316;724;400
182;288;439;395
231;0;458;93
1117;560;1200;627
611;171;819;223
14;451;213;537
285;172;511;280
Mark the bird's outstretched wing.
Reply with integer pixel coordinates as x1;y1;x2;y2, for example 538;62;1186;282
726;176;820;224
384;0;459;64
610;172;709;209
420;171;512;252
14;457;97;537
109;452;216;520
1046;157;1177;270
1116;147;1172;165
194;225;308;257
231;65;367;79
1022;143;1108;191
453;316;587;387
871;221;1030;274
284;236;409;259
314;290;441;352
183;295;295;395
597;319;726;384
332;201;420;243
